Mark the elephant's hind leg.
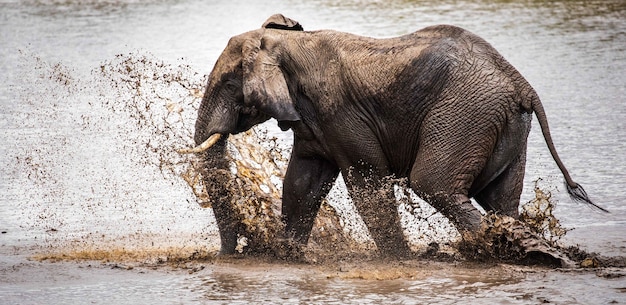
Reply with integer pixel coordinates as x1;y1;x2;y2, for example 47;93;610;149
410;185;483;233
344;172;413;258
473;150;527;218
409;149;485;233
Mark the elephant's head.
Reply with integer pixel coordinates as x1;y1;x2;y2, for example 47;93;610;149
178;14;304;255
190;14;303;152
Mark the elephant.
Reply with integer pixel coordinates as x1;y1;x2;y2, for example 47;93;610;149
184;14;606;258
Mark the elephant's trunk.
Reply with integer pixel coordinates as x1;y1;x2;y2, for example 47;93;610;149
194;134;245;254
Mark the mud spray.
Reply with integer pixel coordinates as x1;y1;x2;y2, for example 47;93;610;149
10;50;623;269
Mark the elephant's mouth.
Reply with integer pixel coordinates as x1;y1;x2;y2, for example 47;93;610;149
234;105;269;134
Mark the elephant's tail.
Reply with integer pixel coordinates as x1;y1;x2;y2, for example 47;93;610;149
531;98;609;213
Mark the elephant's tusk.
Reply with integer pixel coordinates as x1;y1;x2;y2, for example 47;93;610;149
177;133;222;154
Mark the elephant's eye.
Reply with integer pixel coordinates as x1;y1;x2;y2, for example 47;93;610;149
224;80;240;94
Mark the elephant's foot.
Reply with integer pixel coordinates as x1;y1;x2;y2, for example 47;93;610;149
376;241;414;259
216;223;252;255
217;231;239;255
433;195;483;233
218;244;237;255
368;219;415;259
272;238;306;261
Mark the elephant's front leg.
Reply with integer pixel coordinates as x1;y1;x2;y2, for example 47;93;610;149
344;171;413;258
281;152;339;253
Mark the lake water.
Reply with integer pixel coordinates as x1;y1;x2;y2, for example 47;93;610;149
1;0;625;304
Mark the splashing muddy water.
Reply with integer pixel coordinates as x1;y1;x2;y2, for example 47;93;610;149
2;1;626;304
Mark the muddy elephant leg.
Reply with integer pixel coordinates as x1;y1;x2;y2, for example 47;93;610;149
415;190;482;233
282;152;339;249
343;171;413;258
474;150;527;218
410;155;483;234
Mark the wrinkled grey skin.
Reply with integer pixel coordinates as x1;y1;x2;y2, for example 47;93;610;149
194;14;603;258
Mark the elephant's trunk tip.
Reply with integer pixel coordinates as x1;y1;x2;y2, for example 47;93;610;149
177;133;222;154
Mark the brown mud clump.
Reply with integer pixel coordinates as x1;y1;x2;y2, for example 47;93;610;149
458;214;574;267
457;184;626;268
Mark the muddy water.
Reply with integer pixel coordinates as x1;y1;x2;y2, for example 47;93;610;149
1;0;625;304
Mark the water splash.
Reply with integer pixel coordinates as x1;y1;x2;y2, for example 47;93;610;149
9;50;216;256
519;179;570;246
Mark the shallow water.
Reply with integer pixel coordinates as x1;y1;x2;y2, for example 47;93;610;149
1;0;625;304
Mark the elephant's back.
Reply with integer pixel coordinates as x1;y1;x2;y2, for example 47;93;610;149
408;25;516;71
409;24;495;51
412;25;537;106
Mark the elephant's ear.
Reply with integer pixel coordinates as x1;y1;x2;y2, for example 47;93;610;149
242;36;300;122
262;14;303;31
